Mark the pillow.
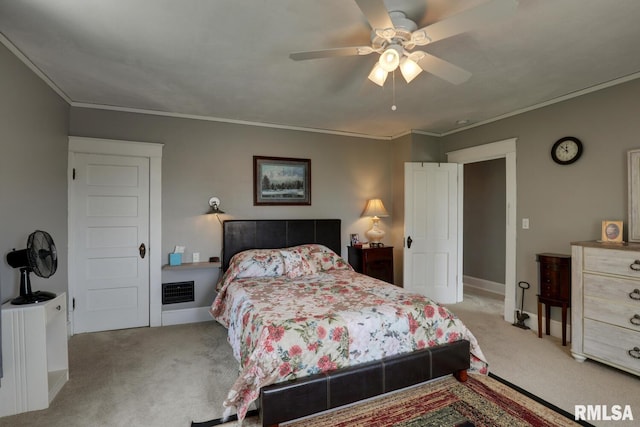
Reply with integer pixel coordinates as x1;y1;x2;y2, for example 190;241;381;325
280;249;317;279
232;249;285;279
295;244;352;272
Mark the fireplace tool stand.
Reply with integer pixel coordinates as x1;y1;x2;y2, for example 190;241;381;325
513;281;530;329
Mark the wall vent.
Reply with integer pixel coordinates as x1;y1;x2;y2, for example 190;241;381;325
162;281;195;304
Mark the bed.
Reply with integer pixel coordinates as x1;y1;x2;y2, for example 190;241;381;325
210;219;488;426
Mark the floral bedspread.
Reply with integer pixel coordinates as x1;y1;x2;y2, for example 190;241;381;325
210;245;488;421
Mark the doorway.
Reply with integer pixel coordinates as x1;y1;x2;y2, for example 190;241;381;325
464;159;506;293
447;138;517;322
68;136;163;333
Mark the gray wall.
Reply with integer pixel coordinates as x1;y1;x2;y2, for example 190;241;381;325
0;43;69;304
440;77;640;316
0;43;68;380
463;159;506;284
6;31;640;323
69;109;395;307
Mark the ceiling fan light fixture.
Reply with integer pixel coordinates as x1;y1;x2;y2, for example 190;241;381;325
399;57;422;83
378;44;402;72
368;63;388;86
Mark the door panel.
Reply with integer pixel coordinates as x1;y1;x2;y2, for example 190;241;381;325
72;153;150;333
404;162;461;303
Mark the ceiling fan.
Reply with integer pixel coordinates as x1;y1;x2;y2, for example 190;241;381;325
290;0;517;86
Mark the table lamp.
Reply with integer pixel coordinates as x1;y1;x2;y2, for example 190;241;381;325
362;198;389;246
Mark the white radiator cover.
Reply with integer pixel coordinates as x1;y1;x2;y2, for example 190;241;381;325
0;293;69;416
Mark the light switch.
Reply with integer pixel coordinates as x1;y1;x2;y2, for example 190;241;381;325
522;218;529;229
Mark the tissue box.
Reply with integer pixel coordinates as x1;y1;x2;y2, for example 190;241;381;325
169;253;182;266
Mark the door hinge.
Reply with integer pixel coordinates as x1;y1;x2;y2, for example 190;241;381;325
72;297;76;310
72;168;76;180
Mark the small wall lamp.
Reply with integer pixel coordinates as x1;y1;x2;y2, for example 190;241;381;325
208;196;225;214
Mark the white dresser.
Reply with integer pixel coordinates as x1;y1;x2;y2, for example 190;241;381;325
571;242;640;376
0;293;69;416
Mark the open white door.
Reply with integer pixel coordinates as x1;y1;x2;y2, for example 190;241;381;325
404;162;462;304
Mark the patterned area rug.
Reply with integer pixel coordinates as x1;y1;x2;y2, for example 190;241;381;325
199;374;588;427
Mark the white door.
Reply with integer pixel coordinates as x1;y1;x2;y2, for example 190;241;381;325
404;162;462;303
71;153;150;333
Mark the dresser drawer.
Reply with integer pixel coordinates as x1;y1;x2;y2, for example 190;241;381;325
583;318;640;374
348;246;394;284
584;247;640;278
362;247;393;263
583;273;640;330
584;273;640;304
584;295;640;332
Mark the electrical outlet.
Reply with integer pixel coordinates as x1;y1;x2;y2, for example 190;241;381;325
192;252;200;263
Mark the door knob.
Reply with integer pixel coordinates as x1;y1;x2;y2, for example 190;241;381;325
407;236;413;249
139;243;146;259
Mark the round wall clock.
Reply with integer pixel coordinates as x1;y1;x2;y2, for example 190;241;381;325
551;136;583;165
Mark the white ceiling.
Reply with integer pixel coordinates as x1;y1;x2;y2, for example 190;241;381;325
2;0;640;139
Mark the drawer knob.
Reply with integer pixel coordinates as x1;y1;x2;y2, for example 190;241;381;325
629;347;640;359
56;305;61;311
631;314;640;326
630;289;640;300
631;260;640;271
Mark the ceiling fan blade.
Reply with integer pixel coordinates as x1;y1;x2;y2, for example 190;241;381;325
413;0;517;45
290;46;374;60
355;0;394;30
416;53;472;85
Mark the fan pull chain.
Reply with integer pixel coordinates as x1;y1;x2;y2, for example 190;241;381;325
391;70;397;111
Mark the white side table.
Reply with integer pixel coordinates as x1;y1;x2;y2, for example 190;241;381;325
0;293;69;416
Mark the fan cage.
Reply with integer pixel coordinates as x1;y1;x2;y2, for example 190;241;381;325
27;230;57;278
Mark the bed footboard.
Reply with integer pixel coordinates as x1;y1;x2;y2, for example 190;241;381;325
259;339;470;427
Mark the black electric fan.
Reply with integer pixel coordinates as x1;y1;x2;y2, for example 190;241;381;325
6;230;58;305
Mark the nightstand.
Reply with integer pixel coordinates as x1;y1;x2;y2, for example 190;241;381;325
536;253;571;346
348;246;394;284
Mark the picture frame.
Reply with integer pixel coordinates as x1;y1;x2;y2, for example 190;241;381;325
253;156;311;205
350;233;360;246
628;149;640;242
601;220;623;243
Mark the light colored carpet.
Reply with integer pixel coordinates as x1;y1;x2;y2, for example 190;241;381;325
449;291;640;427
0;321;237;427
0;291;637;427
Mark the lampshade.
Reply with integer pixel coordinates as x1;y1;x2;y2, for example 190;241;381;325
399;56;423;83
362;198;389;218
367;63;388;87
207;196;225;214
362;199;389;245
378;44;402;72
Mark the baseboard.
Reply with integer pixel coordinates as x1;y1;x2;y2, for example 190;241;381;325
517;310;571;342
161;306;213;326
463;275;505;296
463;275;569;342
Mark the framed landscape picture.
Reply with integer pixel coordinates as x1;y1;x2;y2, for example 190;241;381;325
253;156;311;205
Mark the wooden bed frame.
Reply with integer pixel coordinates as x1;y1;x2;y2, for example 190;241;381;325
221;219;470;427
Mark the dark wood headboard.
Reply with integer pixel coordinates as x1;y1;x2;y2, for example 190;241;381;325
222;219;341;271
